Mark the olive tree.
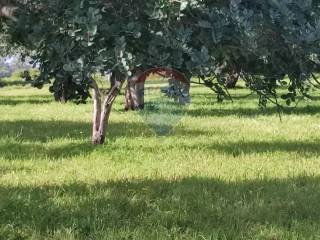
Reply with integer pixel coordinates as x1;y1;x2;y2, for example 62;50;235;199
2;0;185;144
1;0;320;144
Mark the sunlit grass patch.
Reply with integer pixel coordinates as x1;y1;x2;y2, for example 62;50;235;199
0;81;320;239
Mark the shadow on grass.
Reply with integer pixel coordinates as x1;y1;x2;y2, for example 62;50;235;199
0;120;94;160
0;80;27;87
0;120;216;160
207;140;320;156
0;119;210;142
121;139;320;158
185;105;320;117
0;120;92;142
0;141;95;160
0;95;53;106
1;118;320;160
131;100;320;117
0;176;320;239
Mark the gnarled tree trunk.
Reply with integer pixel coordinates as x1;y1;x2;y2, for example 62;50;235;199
92;71;125;145
225;66;240;89
124;70;145;111
124;77;145;110
225;73;240;89
124;67;191;111
124;76;138;110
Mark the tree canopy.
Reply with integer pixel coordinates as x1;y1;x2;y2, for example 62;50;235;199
1;0;320;104
1;0;320;143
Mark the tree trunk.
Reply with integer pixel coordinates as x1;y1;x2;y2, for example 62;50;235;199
60;80;68;103
109;72;116;89
124;75;144;110
225;65;241;89
124;78;136;110
124;72;146;110
135;81;145;109
92;72;124;145
225;68;240;89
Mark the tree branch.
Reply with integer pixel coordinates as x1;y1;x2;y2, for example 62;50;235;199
91;79;102;132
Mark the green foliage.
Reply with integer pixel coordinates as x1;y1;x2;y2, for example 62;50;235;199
0;32;15;56
2;0;320;106
178;0;320;105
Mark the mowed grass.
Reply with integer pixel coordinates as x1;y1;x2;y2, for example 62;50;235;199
1;79;320;240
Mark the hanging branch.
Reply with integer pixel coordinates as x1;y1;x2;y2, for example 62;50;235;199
311;73;320;87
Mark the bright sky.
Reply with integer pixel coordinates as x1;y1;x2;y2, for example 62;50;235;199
4;56;15;64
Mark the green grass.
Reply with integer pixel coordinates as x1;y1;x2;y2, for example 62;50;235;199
0;80;320;239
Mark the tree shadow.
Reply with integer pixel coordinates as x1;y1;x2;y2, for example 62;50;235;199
0;119;213;142
0;120;94;160
0;95;53;106
0;120;92;142
133;98;320;117
1;176;320;238
0;141;95;160
185;105;320;118
205;140;320;157
0;120;215;160
0;80;27;87
119;138;320;158
1;116;319;160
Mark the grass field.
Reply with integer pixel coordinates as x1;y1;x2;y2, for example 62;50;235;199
1;78;320;239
